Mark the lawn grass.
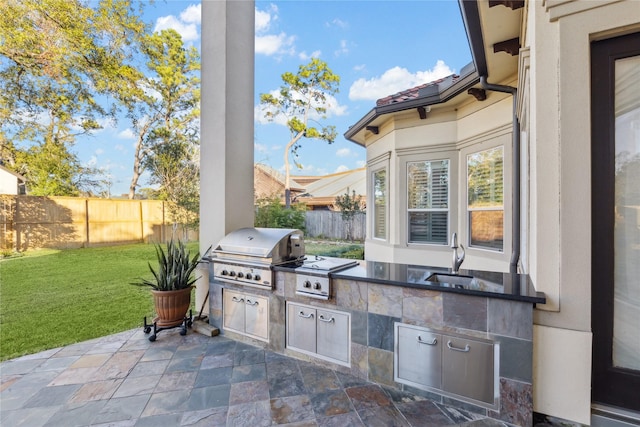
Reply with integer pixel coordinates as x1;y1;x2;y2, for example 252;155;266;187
0;242;200;361
0;239;361;361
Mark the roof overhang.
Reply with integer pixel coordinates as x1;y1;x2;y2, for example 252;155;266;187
344;0;522;146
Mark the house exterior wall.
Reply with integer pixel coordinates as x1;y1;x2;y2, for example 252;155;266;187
0;168;19;195
523;0;640;423
364;97;513;272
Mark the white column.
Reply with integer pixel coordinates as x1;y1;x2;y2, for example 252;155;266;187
197;0;255;314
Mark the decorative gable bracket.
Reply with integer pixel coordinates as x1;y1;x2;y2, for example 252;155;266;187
493;37;520;56
488;0;524;10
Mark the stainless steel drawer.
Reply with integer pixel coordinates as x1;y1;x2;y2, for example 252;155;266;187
442;335;495;405
316;308;350;363
223;289;245;333
287;302;316;353
244;294;269;340
395;323;442;389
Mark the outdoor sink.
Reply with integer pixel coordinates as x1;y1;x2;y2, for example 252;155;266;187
426;273;474;289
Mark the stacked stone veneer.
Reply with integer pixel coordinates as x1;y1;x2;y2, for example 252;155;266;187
209;270;534;427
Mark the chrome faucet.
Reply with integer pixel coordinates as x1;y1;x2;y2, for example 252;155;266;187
450;232;465;274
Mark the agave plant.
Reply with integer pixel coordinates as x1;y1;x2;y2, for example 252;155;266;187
134;240;200;291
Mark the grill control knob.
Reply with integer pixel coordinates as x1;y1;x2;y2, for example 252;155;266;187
229;271;236;277
221;270;229;276
237;272;244;278
254;274;261;281
313;282;322;290
304;280;312;288
245;273;252;280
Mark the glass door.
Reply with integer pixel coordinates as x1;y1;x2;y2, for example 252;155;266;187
591;32;640;412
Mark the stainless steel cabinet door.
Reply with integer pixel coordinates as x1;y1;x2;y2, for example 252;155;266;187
316;308;350;363
395;323;442;389
287;303;316;353
442;335;495;405
223;289;245;333
244;294;269;340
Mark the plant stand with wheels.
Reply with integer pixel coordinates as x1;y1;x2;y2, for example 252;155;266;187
143;310;193;342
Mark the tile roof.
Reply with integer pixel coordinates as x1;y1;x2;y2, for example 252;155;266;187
375;74;461;107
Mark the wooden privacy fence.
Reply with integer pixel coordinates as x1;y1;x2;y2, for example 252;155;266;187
0;195;198;251
304;210;365;241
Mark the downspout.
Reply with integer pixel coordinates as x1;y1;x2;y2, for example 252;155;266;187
479;76;520;274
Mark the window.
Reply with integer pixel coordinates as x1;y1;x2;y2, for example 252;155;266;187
407;159;449;244
467;146;504;251
373;168;387;240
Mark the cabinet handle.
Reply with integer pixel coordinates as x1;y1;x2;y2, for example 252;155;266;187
298;311;314;319
417;336;437;345
318;315;335;323
231;296;245;303
447;340;470;353
245;299;259;306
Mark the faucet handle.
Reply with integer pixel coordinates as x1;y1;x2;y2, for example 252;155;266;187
450;232;458;248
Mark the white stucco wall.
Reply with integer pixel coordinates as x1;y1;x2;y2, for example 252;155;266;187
363;97;514;271
198;0;255;315
526;0;640;423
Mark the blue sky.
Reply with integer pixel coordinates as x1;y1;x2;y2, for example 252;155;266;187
76;1;471;196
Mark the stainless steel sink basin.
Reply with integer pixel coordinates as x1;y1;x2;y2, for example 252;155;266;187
426;273;474;288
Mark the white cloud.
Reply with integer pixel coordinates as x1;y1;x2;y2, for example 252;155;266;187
348;60;454;101
255;143;269;154
114;144;125;152
353;64;366;72
95;148;104;155
335;165;349;173
327;18;348;29
255;4;295;57
255;33;296;56
356;160;366;168
180;4;201;24
117;129;135;140
255;90;348;126
154;5;201;42
299;50;322;61
334;40;349;57
336;148;352;158
255;4;278;32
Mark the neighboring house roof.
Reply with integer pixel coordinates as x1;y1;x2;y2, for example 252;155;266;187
293;167;366;208
0;164;26;181
254;163;304;200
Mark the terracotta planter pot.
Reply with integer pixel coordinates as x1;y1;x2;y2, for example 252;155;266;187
152;287;193;328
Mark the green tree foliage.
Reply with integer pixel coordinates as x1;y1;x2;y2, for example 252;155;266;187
255;196;306;230
125;29;200;200
334;189;364;241
259;58;340;207
0;0;145;195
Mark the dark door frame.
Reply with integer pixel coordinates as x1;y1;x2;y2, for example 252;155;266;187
591;31;640;411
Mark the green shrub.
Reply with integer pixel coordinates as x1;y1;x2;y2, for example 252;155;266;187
255;195;306;230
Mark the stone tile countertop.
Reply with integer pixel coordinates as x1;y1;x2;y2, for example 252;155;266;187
275;260;545;305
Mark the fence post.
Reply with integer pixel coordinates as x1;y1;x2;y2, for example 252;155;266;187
85;199;90;247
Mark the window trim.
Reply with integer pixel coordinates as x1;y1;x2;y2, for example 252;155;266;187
371;165;388;241
466;145;505;252
398;149;458;248
368;152;390;242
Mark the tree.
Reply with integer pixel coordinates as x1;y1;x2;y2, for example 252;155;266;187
123;29;200;199
333;189;364;241
259;58;340;207
0;0;145;195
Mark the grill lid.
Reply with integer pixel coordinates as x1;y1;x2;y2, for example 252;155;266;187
213;227;304;262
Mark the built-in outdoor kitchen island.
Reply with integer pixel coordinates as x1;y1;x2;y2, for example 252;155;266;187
207;228;545;427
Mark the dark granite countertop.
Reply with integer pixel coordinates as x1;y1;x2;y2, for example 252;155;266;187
275;260;546;304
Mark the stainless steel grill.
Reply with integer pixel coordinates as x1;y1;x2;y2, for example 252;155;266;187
210;227;304;290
